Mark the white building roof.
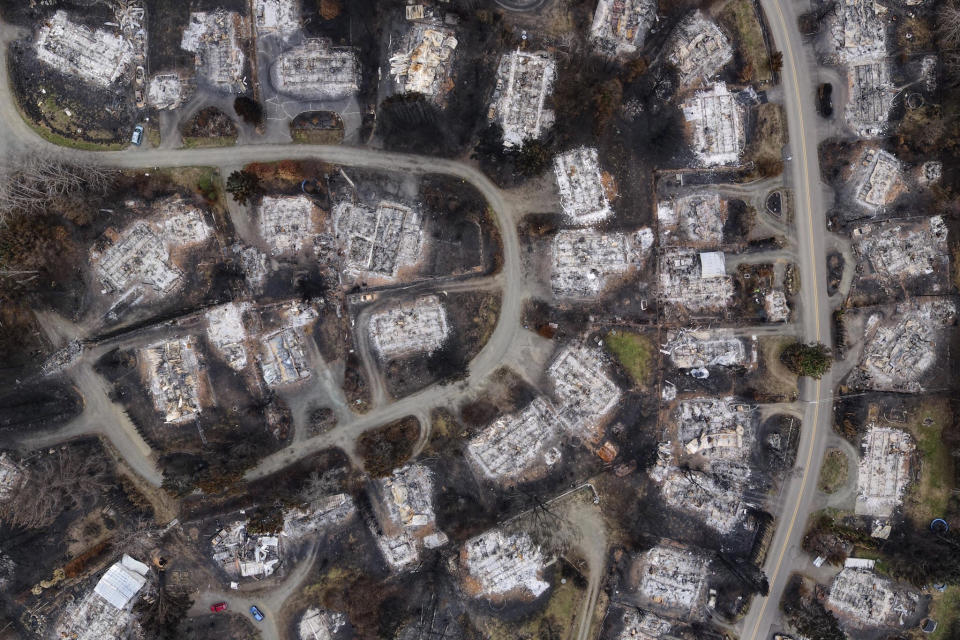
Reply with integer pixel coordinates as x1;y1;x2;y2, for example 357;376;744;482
93;555;149;610
699;251;726;279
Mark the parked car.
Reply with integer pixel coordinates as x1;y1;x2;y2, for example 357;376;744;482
210;602;227;613
250;605;264;621
131;124;144;146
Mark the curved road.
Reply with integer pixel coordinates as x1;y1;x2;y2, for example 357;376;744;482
740;2;835;639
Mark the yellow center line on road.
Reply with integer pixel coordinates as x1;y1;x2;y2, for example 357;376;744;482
745;3;825;639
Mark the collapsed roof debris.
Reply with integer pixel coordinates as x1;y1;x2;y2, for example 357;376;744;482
211;521;281;579
676;397;754;460
260;327;311;386
54;556;149;640
658;248;734;313
368;295;449;358
657;192;727;248
34;10;133;87
369;465;446;570
467;397;559;482
94;222;182;296
764;289;790;322
147;73;184;110
299;608;346;640
389;22;458;102
333;200;423;280
831;0;888;63
259;195;317;255
159;197;212;246
551;229;651;299
141;337;202;424
270;39;360;100
206;303;249;370
855;426;914;517
488;50;556;147
682;83;745;166
181;10;246;92
635;543;709;618
651;460;749;534
662;330;757;370
921;161;943;185
547;343;621;441
826;568;920;628
284;493;356;538
853;149;903;212
462;529;549;599
667;12;733;85
846;60;896;138
553;147;614;225
233;244;268;289
849;298;956;392
255;0;300;37
590;0;657;57
851;215;948;286
618;609;673;640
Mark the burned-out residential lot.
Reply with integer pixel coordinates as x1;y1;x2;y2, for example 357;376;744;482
4;0;960;639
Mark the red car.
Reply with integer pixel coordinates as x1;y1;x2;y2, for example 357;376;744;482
210;602;228;613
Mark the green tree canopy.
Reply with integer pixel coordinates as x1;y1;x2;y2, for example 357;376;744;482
780;342;832;378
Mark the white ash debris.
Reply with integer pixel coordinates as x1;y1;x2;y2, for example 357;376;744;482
551;229;650;299
94;222;181;296
206;303;249;370
271;39;360;101
181;10;246;92
658;248;734;313
851;298;956;393
547;343;621;441
922;54;937;92
389;22;458;101
921;161;943;185
141;337;202;424
653;463;749;534
260;327;311;386
635;543;709;617
855;426;914;517
233;244;268;288
255;0;300;37
333;200;423;280
663;330;756;370
467;397;559;482
618;608;673;640
853;148;903;212
462;529;549;599
831;0;888;63
159;198;212;246
147;73;184;110
299;608;346;640
0;452;24;502
375;464;438;532
590;0;657;57
488;50;556;147
210;521;281;579
764;289;790;322
667;12;733;85
280;299;320;328
553;147;614;225
682;83;745;166
373;529;420;571
826;568;920;628
284;493;356;538
54;582;142;640
676;397;754;460
368;295;449;359
656;192;727;248
846;60;895;138
34;10;133;87
851;215;948;283
259;195;317;255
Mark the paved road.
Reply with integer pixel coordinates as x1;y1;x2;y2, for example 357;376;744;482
740;2;835;639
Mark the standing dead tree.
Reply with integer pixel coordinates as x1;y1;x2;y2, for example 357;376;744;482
0;154;117;221
0;449;109;529
940;1;960;51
